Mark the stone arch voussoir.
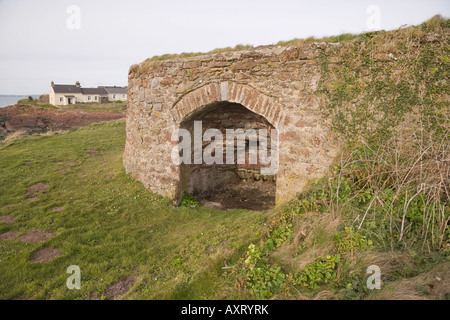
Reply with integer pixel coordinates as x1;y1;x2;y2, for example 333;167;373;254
171;82;284;128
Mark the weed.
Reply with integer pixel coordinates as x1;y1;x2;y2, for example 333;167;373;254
293;254;340;290
179;191;199;208
335;227;372;253
243;244;286;299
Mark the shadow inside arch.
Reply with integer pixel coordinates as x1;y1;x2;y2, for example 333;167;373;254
177;101;277;211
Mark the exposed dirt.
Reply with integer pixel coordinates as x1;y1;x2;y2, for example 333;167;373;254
0;215;15;223
0;105;125;139
0;231;21;241
29;247;63;263
206;240;229;253
65;162;79;166
103;277;137;299
27;182;50;197
87;149;102;157
18;230;55;243
57;168;68;174
52;207;64;213
195;180;276;211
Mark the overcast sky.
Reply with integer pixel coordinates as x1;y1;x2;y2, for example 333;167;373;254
0;0;448;95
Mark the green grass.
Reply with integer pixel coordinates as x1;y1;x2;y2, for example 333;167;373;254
16;98;126;112
60;102;127;112
17;99;58;109
0;120;267;300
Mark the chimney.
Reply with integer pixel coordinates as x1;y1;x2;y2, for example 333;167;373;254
75;81;81;87
51;81;54;87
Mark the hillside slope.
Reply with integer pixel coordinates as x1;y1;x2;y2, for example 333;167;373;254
0;16;448;300
236;16;449;300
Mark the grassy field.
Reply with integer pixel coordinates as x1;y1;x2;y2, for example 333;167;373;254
16;98;127;113
58;102;127;112
0;120;268;300
1;120;448;301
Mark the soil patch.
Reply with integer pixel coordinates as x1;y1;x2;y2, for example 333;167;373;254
52;207;64;213
206;240;229;253
57;168;68;174
87;150;102;157
107;174;115;180
65;162;79;166
29;247;63;263
19;230;55;243
0;215;15;223
27;182;50;197
0;231;21;241
195;180;276;211
104;277;137;299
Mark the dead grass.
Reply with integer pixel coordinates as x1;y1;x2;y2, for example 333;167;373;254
270;212;340;273
38;130;69;137
1;129;67;146
359;251;416;277
1;129;27;145
366;260;450;300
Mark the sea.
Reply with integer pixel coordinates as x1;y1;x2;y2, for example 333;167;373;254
0;95;41;108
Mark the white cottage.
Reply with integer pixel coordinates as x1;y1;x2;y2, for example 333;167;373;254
49;81;127;106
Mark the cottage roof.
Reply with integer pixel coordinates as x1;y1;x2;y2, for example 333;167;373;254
81;87;108;95
101;86;128;94
52;83;126;95
52;85;82;94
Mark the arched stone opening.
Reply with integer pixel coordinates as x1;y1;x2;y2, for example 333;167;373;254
177;101;277;210
125;50;341;207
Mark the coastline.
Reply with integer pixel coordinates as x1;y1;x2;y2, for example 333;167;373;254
0;95;41;108
0;104;125;139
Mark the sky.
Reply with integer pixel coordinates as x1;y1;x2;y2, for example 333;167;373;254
0;0;448;95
